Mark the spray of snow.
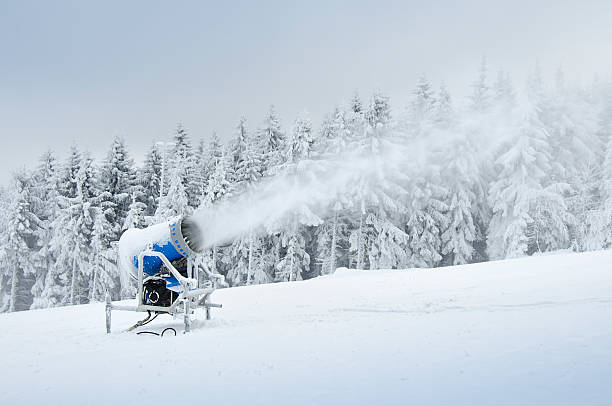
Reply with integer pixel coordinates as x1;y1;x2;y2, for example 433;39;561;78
190;129;458;250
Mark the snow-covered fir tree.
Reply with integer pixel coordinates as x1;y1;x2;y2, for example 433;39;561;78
350;92;411;269
440;138;486;265
227;124;266;285
433;83;454;128
493;70;516;111
412;75;436;126
202;154;233;277
470;56;491;112
257;105;285;175
1;171;41;311
155;164;191;221
89;209;119;301
139;144;163;216
99;137;137;239
487;104;570;259
274;113;319;282
172;123;200;207
44;156;96;306
29;151;60;309
123;198;148;230
406;176;448;268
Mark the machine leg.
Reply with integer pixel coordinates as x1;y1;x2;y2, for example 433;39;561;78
105;292;112;334
184;299;191;333
206;305;211;320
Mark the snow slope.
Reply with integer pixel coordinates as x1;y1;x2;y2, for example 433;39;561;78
1;250;611;405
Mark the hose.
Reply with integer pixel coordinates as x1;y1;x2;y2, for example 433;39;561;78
136;327;177;337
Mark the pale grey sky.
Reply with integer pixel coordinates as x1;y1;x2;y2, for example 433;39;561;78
1;0;611;184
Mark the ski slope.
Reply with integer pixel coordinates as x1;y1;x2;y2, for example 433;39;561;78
1;250;611;405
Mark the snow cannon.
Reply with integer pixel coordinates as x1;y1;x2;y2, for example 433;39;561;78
118;216;204;279
106;216;223;335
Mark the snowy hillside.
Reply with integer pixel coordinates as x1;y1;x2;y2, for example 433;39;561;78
1;250;611;405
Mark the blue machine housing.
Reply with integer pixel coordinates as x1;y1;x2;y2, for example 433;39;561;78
138;240;182;276
119;217;202;280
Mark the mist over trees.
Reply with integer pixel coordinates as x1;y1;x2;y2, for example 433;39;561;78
1;62;611;312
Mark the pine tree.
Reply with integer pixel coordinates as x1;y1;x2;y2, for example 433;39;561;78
139;144;163;216
203;154;232;207
192;139;208;204
58;146;82;199
317;108;338;154
0;188;10;311
493;70;516;111
99;137;137;240
412;75;436;125
350;92;363;114
406;179;448;268
235;140;263;190
123;198;148;229
228;127;266;285
231;117;249;177
200;154;233;277
155;164;191;221
172;123;199;208
197;131;224;205
30;151;60;309
275;228;309;282
526;64;544;102
287;113;314;163
348;92;410;270
274;113;321;281
470;56;490;112
90;209;119;301
602;132;612;247
586;130;612;248
257;105;286;174
488;106;570;259
44;156;96;306
314;107;354;275
2;171;41;311
433;83;453;128
440;138;486;265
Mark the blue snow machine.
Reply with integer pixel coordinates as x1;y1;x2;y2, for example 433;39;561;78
105;216;223;334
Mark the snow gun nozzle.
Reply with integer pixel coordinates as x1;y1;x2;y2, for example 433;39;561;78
180;215;205;254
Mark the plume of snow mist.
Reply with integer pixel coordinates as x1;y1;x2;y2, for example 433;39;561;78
188;133;443;250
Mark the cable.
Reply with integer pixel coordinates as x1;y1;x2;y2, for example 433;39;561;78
136;331;159;336
139;312;159;326
126;311;152;332
162;327;177;337
136;327;177;337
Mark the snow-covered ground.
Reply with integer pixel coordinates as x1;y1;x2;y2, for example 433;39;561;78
1;250;611;405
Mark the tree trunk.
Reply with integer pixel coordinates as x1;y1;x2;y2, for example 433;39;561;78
247;232;253;285
212;245;217;274
289;239;295;282
70;257;77;305
290;216;299;281
90;262;98;303
356;212;364;270
329;210;338;274
9;262;18;312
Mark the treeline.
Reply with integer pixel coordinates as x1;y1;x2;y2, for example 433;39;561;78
1;61;611;312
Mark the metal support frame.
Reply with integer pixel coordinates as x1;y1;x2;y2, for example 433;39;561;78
106;249;222;334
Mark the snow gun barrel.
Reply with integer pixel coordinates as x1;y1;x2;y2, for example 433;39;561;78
118;216;204;279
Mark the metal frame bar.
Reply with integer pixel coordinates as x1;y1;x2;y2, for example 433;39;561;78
105;250;222;334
